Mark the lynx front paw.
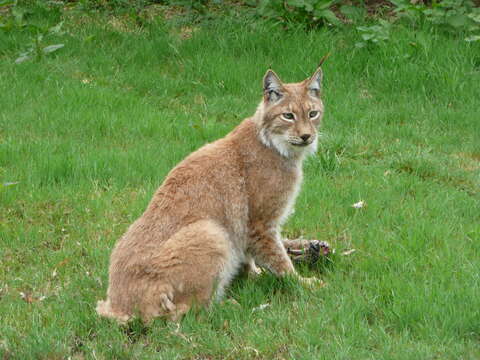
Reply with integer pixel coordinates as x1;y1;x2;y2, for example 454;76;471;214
243;258;263;278
248;264;263;277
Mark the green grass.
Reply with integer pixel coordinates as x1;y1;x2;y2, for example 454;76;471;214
1;6;480;359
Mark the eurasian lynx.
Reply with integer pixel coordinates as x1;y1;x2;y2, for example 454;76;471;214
97;67;325;322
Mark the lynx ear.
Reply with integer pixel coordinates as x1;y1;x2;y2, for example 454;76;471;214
263;70;284;103
307;67;323;98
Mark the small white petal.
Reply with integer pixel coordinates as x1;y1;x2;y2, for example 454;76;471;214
252;303;270;312
352;200;366;209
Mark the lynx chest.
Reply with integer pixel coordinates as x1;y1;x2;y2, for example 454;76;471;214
246;158;303;228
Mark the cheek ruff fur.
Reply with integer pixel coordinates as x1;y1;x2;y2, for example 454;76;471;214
259;127;319;158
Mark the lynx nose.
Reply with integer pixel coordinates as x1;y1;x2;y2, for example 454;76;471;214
300;134;311;142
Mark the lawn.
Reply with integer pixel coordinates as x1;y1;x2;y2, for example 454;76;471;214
1;3;479;359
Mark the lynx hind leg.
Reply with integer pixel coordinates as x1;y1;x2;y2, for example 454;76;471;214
98;220;231;323
168;303;191;322
142;219;231;321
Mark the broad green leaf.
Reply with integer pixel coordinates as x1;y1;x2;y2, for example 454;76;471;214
257;0;281;17
340;5;365;22
315;9;341;26
314;0;334;11
304;2;314;12
446;14;469;28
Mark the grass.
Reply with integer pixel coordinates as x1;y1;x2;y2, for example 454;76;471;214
1;4;480;359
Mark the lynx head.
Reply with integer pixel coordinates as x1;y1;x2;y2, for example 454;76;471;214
255;68;324;158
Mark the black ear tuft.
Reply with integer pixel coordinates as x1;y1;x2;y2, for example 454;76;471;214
307;67;323;98
263;70;284;103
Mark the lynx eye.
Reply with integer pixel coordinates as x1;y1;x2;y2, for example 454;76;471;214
281;112;295;122
309;111;319;119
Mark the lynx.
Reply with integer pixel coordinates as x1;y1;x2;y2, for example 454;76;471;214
97;66;325;322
